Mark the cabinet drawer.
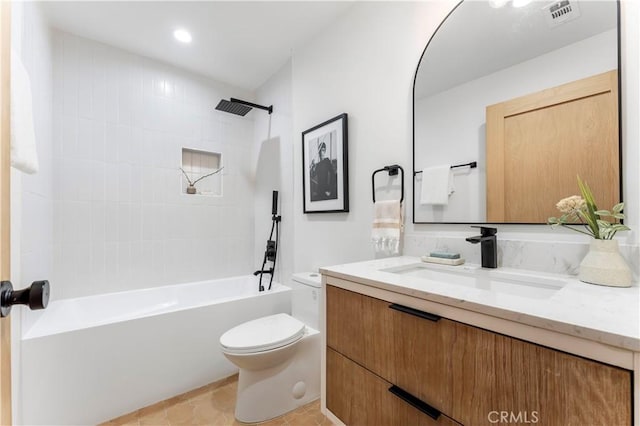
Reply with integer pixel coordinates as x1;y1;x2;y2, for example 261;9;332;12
326;347;461;426
326;285;456;414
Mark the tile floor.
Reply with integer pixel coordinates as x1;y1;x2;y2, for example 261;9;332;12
101;375;330;426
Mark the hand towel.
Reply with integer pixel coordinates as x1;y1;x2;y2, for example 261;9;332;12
371;200;403;256
10;49;39;174
419;165;454;205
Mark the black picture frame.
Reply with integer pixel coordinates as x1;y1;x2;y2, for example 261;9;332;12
302;113;349;213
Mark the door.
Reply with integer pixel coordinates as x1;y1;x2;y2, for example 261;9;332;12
486;70;619;223
0;1;11;424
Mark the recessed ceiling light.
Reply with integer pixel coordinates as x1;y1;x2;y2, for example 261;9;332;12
173;29;192;44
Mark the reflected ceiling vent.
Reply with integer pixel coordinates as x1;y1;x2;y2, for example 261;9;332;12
542;0;581;28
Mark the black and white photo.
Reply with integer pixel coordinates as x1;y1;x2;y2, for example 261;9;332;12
302;113;349;213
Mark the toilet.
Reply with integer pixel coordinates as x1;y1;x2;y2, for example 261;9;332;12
219;272;321;423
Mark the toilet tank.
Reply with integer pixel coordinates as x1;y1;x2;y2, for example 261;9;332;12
290;272;322;330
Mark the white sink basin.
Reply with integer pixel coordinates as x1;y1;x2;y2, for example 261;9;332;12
381;263;566;299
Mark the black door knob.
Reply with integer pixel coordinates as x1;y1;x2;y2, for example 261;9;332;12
0;280;50;317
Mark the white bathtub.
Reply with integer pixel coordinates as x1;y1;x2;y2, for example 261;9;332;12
20;276;291;425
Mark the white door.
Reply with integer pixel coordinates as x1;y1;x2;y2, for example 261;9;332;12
0;4;51;423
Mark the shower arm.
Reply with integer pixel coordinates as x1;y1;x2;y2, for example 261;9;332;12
230;98;273;115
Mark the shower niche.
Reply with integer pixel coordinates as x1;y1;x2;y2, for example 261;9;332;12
181;148;223;196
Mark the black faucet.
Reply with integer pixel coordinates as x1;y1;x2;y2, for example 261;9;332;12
465;226;497;268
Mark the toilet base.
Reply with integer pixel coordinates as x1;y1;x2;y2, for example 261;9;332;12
234;327;320;423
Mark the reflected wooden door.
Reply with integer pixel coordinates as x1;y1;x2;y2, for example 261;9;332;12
486;70;619;223
0;1;11;423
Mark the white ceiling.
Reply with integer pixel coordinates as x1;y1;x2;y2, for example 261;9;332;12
40;1;354;91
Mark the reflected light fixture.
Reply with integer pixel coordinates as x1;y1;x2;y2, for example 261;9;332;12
512;0;533;7
489;0;509;8
173;29;192;44
489;0;532;7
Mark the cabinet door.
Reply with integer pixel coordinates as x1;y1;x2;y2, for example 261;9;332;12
326;348;461;426
446;321;632;426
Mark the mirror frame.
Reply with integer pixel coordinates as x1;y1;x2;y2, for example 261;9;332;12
412;0;622;225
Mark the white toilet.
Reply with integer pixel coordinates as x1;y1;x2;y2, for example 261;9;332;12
219;272;321;423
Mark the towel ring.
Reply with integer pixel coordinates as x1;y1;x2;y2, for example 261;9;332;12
372;165;404;203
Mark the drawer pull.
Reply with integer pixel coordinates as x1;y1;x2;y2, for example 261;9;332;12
389;303;441;322
388;385;441;420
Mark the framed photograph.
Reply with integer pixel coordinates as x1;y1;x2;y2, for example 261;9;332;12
302;113;349;213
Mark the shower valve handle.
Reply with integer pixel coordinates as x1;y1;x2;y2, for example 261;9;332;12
0;280;50;317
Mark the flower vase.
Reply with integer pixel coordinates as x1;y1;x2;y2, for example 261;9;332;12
579;240;631;287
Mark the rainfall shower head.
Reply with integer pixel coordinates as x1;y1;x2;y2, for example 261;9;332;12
215;98;273;116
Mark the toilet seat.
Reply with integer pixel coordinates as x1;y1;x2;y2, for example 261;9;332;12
220;313;305;354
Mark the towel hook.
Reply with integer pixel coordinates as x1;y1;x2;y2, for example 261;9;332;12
372;165;404;203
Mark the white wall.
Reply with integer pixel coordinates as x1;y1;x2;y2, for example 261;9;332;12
49;31;257;300
415;29;617;222
292;1;458;273
291;0;639;277
10;2;54;423
254;60;294;282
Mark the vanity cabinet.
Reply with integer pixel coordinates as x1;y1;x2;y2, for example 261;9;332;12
326;284;632;426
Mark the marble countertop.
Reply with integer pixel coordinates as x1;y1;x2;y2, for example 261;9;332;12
320;256;640;352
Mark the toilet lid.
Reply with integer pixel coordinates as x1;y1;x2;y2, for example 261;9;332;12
220;313;305;354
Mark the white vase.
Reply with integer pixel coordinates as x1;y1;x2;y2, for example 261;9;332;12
579;240;632;287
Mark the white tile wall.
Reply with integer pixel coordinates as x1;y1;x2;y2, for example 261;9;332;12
254;61;295;284
52;31;256;299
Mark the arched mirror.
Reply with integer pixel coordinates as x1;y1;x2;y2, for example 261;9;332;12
413;0;620;224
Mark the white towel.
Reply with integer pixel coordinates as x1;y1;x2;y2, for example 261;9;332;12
10;49;39;174
419;165;454;205
371;200;403;256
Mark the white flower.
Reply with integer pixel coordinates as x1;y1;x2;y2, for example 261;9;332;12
556;195;585;214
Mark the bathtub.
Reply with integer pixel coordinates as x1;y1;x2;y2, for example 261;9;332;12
20;275;291;425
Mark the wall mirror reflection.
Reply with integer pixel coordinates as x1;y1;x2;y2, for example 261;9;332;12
413;0;620;224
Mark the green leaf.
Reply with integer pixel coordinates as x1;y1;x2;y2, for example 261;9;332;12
613;203;624;213
595;210;611;216
577;176;600;239
577;176;597;206
611;224;631;231
577;208;599;239
613;213;625;220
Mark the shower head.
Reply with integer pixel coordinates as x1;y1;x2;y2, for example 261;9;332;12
215;98;273;116
215;99;252;116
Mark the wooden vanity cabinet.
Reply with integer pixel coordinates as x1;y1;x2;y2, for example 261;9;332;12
326;284;632;426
